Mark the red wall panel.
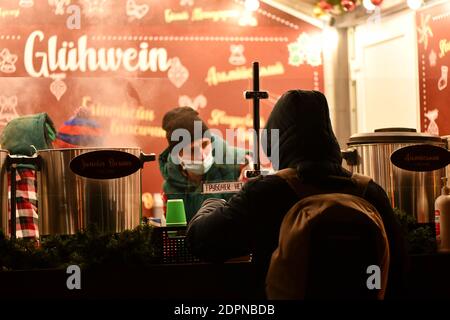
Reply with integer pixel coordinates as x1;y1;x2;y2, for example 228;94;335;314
0;0;323;198
417;1;450;135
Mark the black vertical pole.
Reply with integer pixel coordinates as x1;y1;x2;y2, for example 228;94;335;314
253;62;260;172
244;61;268;178
10;164;16;240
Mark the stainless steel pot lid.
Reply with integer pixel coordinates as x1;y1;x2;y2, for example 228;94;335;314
348;127;444;145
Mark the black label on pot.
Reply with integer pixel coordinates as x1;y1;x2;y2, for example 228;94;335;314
70;150;141;179
390;144;450;172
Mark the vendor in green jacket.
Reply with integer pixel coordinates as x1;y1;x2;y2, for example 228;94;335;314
159;107;251;222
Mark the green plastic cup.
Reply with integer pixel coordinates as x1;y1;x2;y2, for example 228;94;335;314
166;199;187;226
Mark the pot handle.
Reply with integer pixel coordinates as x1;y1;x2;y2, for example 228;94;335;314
140;152;156;167
341;148;358;166
6;154;41;170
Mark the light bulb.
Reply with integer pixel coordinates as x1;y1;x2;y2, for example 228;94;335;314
407;0;423;10
363;0;376;11
322;27;339;51
245;0;260;12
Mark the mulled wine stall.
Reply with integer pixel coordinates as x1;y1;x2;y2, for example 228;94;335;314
0;0;450;301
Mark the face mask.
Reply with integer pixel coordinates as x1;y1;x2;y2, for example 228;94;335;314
180;149;214;176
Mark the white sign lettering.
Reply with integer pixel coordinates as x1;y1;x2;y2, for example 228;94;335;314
24;30;173;77
202;181;243;194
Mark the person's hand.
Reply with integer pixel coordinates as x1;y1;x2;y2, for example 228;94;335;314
238;154;253;182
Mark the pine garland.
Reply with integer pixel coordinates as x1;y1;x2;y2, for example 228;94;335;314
393;208;437;255
0;225;160;271
0;209;437;271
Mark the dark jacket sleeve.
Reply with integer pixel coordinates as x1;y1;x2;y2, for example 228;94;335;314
186;186;255;262
186;175;298;263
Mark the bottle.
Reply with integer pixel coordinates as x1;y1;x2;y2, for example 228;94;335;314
434;177;450;252
152;193;166;226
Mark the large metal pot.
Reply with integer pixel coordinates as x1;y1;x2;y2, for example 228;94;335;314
342;128;446;224
0;149;7;235
37;147;151;235
442;135;450;179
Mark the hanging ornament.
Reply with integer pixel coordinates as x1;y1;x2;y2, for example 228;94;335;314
168;57;189;88
341;0;357;12
318;0;333;11
0;95;19;127
363;0;376;11
425;109;439;136
178;95;207;111
313;6;324;18
50;78;67;101
49;0;70;15
229;44;246;66
370;0;384;6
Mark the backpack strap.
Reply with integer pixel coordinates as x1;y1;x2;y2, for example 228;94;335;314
351;173;372;198
276;168;373;200
276;168;320;199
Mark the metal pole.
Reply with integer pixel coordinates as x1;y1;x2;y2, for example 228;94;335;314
244;61;269;178
253;62;260;172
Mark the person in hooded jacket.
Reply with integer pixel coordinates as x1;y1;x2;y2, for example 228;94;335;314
159;107;251;222
186;90;408;299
